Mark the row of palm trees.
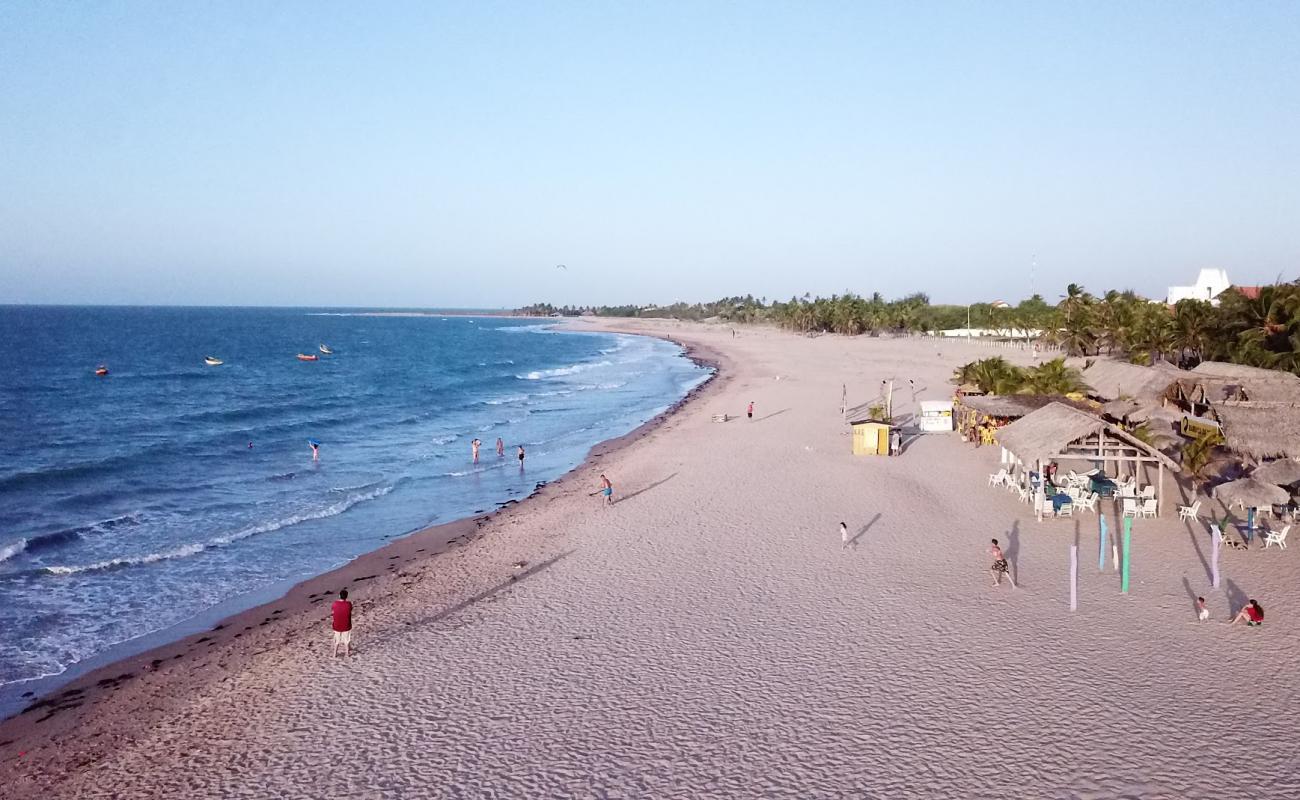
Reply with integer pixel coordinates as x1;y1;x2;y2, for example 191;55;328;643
951;357;1090;396
521;280;1300;374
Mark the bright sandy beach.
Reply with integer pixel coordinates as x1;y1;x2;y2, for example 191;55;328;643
3;320;1298;799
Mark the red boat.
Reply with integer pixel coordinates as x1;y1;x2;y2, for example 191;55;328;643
95;365;109;376
296;353;319;362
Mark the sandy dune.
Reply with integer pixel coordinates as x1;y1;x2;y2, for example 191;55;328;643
4;321;1298;799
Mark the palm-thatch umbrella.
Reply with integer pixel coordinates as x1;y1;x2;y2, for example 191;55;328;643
1253;459;1300;488
1213;477;1290;535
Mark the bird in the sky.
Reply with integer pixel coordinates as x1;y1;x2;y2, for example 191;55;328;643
556;264;567;270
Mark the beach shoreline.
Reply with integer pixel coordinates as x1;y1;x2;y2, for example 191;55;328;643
0;325;725;757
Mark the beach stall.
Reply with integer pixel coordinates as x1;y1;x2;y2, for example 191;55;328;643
849;417;892;456
996;402;1181;516
918;400;954;433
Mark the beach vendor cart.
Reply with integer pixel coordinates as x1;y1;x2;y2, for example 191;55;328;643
918;400;954;433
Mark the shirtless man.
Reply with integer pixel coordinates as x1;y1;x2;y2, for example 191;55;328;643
598;474;613;506
990;538;1015;588
471;439;481;463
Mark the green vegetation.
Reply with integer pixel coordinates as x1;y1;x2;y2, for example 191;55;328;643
951;356;1089;396
519;279;1300;374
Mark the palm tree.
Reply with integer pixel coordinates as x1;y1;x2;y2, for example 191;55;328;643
1022;358;1089;394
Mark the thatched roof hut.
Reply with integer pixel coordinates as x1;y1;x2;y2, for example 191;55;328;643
1186;362;1300;404
959;394;1094;420
1079;359;1185;402
1253;458;1300;487
998;402;1179;471
1213;402;1300;461
1211;476;1290;509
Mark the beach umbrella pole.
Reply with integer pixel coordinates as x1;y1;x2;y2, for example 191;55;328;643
1211;524;1221;589
1098;515;1108;572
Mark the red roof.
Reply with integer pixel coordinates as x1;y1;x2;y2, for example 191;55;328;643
1233;285;1262;300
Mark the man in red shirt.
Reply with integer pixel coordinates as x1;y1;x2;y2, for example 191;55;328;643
331;589;353;657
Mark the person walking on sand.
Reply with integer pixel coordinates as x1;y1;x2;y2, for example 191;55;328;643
471;438;481;463
331;589;353;657
597;474;614;506
840;521;850;549
747;401;754;420
890;428;902;457
990;539;1015;588
496;437;505;457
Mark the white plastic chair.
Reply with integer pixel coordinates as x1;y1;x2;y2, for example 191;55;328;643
1264;525;1290;550
1057;501;1073;518
1178;500;1201;522
1038;497;1055;517
1076;493;1098;513
1140;498;1158;518
989;469;1008;487
1017;486;1030;504
1122;498;1139;518
1139;485;1155;499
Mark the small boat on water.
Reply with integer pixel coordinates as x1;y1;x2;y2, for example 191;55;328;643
204;356;224;366
318;343;333;355
94;365;109;376
296;353;319;362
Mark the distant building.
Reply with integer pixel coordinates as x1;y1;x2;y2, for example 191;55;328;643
1167;268;1231;305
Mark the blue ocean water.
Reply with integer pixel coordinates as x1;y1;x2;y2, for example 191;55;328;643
0;307;708;692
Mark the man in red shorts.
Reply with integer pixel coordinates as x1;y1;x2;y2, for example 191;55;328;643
331;589;353;657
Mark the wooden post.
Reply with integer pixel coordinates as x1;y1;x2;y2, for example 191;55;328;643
1098;514;1108;572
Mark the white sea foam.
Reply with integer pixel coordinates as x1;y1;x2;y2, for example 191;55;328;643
44;542;208;575
0;539;28;564
430;434;459;445
516;360;612;380
43;484;398;575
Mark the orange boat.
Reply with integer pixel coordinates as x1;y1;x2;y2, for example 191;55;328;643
296;353;318;362
95;365;109;376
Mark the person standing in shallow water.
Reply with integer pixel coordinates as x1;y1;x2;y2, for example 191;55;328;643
517;445;526;468
990;539;1015;588
471;439;481;463
496;437;505;457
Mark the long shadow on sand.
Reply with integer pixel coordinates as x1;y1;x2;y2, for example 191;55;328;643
1006;521;1022;586
1175;480;1212;583
400;551;572;632
753;408;791;422
618;472;678;504
1225;578;1250;617
848;513;883;546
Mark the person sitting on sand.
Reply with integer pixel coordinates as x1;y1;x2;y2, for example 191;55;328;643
598;474;613;506
990;539;1015;588
1197;596;1210;622
1231;599;1264;627
331;589;353;657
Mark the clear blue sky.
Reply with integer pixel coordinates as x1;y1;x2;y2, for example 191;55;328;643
2;2;1298;307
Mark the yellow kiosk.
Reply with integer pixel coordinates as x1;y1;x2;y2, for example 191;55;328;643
850;417;892;456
